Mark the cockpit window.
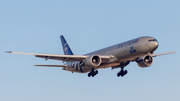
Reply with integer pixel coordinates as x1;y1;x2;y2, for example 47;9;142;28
148;39;157;42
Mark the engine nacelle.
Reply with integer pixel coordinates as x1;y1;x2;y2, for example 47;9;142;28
137;55;154;68
84;55;102;67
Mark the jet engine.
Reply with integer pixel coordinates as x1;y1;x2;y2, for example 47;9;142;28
84;55;102;67
136;55;154;68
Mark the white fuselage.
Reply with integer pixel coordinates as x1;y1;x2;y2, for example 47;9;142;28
63;36;159;73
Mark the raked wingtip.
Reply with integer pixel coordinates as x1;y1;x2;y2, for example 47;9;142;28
171;51;176;54
5;51;12;53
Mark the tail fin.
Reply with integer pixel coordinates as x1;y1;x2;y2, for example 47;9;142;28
60;35;74;55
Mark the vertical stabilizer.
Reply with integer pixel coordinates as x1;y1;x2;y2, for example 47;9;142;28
60;35;74;55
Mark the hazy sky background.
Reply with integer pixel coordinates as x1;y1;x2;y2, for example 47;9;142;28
0;0;180;101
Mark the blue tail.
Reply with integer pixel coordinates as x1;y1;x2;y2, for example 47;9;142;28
60;35;74;55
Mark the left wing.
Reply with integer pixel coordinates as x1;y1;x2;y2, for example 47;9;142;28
152;51;176;57
6;51;112;63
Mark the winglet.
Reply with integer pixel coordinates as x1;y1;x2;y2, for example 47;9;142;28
5;51;12;53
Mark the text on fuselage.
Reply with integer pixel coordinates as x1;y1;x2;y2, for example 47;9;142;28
118;38;139;48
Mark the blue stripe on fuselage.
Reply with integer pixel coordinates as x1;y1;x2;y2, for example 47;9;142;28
76;62;78;71
80;66;83;73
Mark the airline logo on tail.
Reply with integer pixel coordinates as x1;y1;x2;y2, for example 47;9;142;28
63;43;68;55
60;35;74;55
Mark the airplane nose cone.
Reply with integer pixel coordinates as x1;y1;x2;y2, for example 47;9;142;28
154;41;159;50
148;41;159;51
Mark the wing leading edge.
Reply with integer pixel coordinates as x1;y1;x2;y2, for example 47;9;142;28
152;51;176;57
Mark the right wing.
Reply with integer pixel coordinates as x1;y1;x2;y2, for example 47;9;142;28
35;65;68;67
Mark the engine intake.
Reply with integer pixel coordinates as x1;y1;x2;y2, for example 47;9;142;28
137;55;154;68
84;55;102;67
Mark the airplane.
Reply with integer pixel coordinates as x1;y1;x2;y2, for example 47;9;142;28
6;35;175;77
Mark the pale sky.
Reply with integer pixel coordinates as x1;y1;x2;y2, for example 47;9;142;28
0;0;180;101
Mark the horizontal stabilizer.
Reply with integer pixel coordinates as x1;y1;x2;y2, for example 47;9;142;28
34;65;68;67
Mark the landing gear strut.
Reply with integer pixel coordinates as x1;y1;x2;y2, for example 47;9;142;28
88;68;98;77
117;63;128;77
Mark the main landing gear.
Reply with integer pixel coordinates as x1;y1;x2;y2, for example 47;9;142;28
117;63;128;77
117;69;128;77
88;68;98;77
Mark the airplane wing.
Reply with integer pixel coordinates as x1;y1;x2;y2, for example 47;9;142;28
6;51;112;63
152;51;176;57
34;65;68;67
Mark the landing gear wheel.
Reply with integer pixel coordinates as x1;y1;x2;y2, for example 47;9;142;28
124;70;128;75
117;70;128;77
88;73;91;77
95;70;98;75
117;63;128;77
92;74;95;77
117;72;120;77
120;73;124;77
87;68;98;77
